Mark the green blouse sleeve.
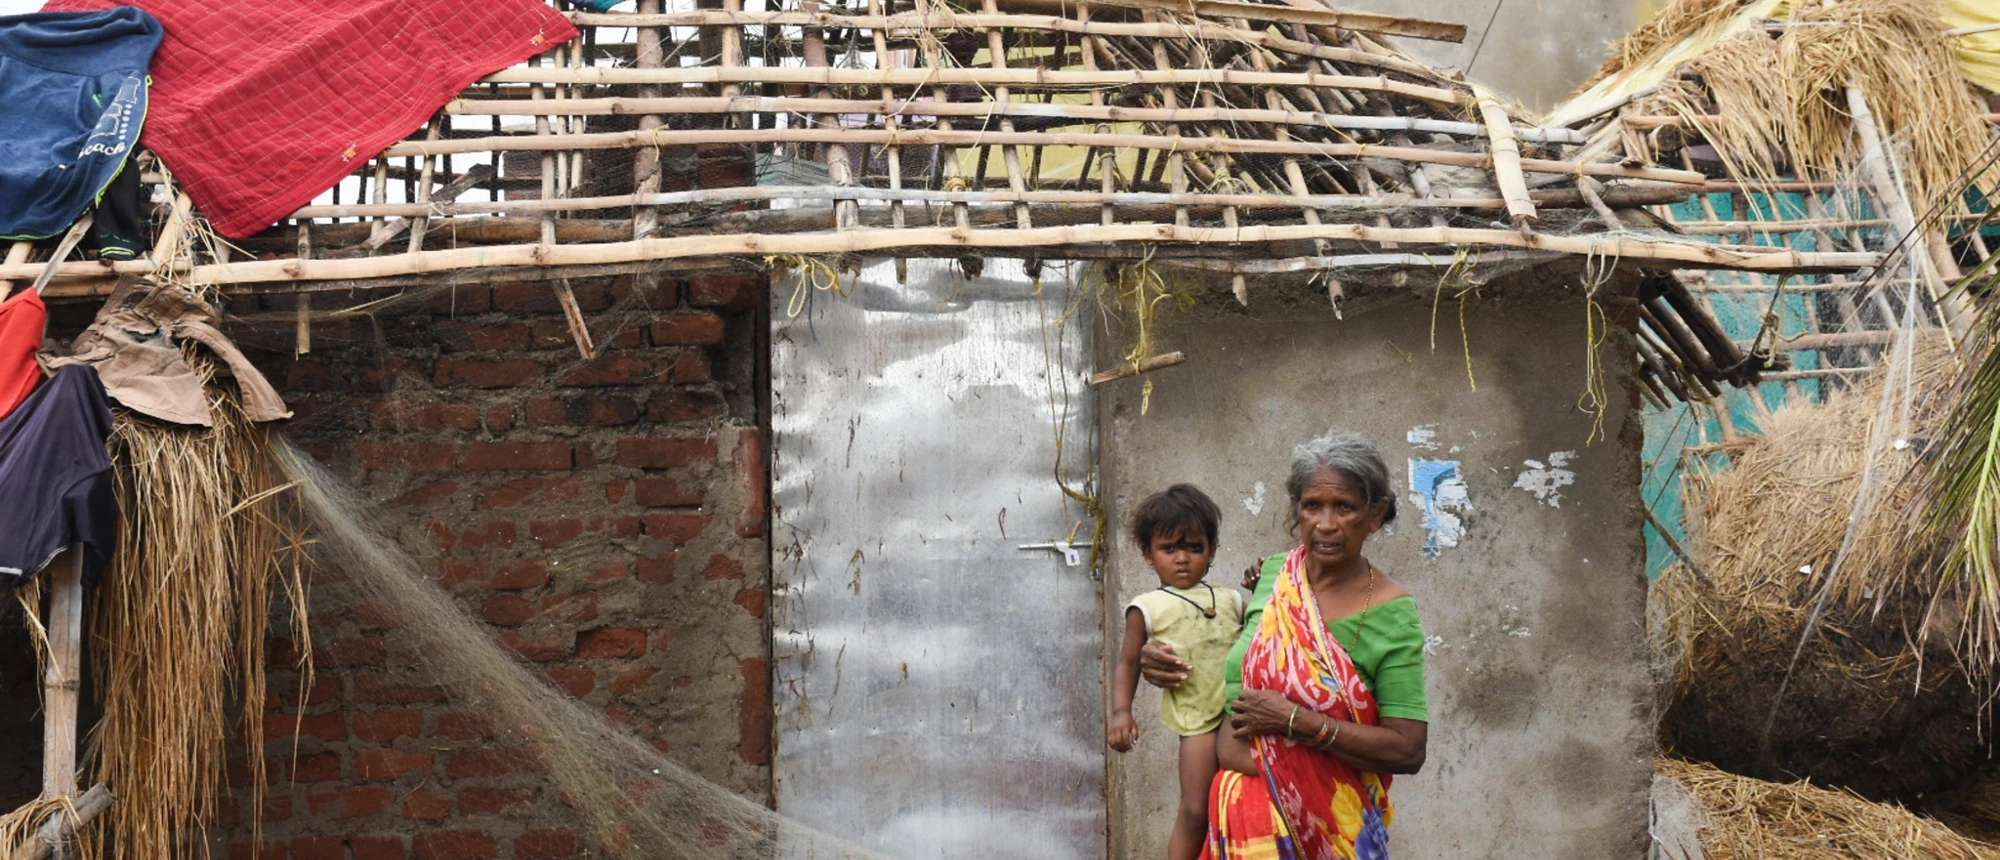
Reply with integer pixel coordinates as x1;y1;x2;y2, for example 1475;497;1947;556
1224;558;1430;723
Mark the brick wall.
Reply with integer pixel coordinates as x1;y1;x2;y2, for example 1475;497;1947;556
210;269;771;859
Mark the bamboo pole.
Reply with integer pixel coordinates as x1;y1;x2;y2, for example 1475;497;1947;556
283;181;1698;220
6;223;1885;289
1475;95;1536;227
0;241;30;298
375;126;1704;184
1846;84;1970;343
1092;350;1188;383
986;0;1033;230
1079;4;1115;228
8;784;114;860
570;1;1466;41
41;547;83;799
867;0;903;275
481;65;1471;107
800;0;858;230
633;0;666;244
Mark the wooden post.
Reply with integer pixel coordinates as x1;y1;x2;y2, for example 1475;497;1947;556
42;546;84;800
1846;84;1971;343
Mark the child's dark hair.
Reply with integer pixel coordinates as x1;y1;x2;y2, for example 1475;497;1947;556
1129;484;1222;550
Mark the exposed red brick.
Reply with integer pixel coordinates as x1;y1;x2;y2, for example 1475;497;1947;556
485;560;550;591
645;390;727;422
356;749;433;781
643;513;711;544
369;402;481;432
609;668;658;697
575;628;646;659
356;442;455;473
393;479;462;507
290;835;344;860
543;667;596;697
688;275;760;311
413;830;498;860
529;518;585;547
734;587;768;619
494;280;610;313
481;595;535;627
484;403;516;432
433;712;494;740
434;357;545;389
635;553;675;584
353;674;448;705
616;437;716;469
318;636;386;668
459;786;535;816
604;479;630;503
739;657;772;765
352;710;422;743
467;322;533;351
649;312;726;345
669;350;711;384
461;441;572;471
458;522;518;550
480;477;583;510
437;560;479;588
703;554;745;580
287;753;343;784
513;829;580;859
339;786;394;818
634;475;702;507
270;712;346;743
525;395;641;428
401;787;451;821
445;747;546;779
425;284;491;314
495;632;570;663
541;591;598;624
555;353;674;388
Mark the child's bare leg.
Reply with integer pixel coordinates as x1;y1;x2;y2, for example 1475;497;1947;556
1169;730;1219;860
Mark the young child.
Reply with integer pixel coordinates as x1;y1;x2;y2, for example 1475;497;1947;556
1109;484;1245;860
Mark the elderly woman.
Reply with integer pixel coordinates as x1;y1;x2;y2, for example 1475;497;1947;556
1142;432;1428;860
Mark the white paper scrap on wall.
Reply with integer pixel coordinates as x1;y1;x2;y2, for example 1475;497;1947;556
1406;424;1442;451
1243;481;1266;516
1512;450;1577;508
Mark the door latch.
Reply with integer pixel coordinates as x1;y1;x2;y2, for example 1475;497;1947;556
1017;540;1093;567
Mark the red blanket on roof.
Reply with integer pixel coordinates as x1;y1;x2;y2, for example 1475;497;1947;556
40;0;577;238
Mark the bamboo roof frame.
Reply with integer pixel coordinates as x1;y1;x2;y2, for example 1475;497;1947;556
1;0;1899;401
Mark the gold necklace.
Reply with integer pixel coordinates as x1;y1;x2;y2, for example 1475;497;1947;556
1354;567;1376;640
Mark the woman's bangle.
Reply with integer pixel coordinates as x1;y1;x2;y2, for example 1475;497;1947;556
1318;719;1343;750
1286;705;1300;740
1308;718;1333;748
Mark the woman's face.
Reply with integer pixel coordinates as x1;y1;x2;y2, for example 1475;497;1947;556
1296;466;1385;569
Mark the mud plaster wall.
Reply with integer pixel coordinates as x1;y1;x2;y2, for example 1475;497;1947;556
1097;271;1654;859
107;270;774;860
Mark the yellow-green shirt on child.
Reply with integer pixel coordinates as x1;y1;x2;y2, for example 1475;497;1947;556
1128;584;1246;736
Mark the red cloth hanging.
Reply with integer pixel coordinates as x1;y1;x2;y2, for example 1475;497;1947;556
38;0;578;238
0;288;48;421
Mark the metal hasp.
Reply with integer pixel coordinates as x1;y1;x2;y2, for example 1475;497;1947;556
771;257;1104;858
1017;540;1095;567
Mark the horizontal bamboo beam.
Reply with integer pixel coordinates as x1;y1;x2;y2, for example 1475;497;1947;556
6;223;1884;289
564;10;1440;77
8;783;114;860
481;65;1470;107
288;181;1695;220
571;2;1467;40
445;95;1584;142
1093;351;1188;383
379;128;1703;184
1164;250;1562;273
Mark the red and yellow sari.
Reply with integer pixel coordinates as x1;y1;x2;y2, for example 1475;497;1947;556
1202;547;1393;860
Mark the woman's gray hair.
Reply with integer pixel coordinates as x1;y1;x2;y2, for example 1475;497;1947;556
1287;432;1398;524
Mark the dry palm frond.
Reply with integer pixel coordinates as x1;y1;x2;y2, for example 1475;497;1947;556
75;354;311;859
1920;256;2000;676
1661;757;2000;859
1779;0;1993;204
1585;0;1749;89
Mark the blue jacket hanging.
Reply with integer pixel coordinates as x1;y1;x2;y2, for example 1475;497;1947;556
0;7;162;241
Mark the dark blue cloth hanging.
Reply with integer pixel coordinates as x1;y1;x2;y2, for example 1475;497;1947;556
0;365;117;589
0;7;162;241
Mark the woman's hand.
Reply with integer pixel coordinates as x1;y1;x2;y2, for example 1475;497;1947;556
1139;640;1191;689
1108;712;1139;752
1241;556;1265;591
1227;688;1298;740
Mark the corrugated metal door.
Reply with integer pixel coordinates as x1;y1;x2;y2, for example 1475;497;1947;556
770;258;1103;858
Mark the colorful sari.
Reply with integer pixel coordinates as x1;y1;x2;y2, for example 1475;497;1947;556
1202;547;1393;860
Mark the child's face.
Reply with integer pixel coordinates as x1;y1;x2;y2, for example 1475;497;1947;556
1142;527;1216;590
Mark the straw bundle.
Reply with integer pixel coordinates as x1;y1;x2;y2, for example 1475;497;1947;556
1660;757;2000;859
1656;339;1989;800
1589;0;1750;88
1641;32;1790;184
78;357;310;859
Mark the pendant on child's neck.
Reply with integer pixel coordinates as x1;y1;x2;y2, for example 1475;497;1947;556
1201;607;1216;618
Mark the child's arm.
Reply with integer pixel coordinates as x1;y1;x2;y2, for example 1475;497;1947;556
1108;607;1147;752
